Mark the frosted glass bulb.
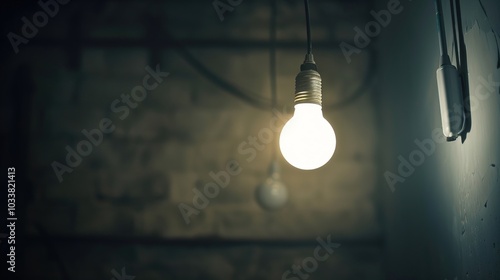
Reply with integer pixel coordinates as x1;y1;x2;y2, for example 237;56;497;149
279;103;336;170
256;177;288;210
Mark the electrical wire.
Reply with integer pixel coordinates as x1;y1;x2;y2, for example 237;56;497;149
454;0;467;68
178;47;271;109
450;0;460;67
435;0;449;57
163;30;271;109
163;4;373;111
304;0;313;54
172;40;374;111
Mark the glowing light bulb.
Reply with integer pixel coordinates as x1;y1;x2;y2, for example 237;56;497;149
278;52;336;170
279;103;336;170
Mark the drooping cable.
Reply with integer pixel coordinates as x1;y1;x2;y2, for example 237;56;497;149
163;30;271;109
163;4;372;111
176;46;271;109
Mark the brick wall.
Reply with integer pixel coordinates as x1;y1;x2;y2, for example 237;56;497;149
2;0;383;279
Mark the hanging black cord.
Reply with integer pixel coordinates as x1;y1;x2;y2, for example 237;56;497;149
304;0;312;54
450;0;460;67
454;0;467;68
434;0;450;63
162;3;372;111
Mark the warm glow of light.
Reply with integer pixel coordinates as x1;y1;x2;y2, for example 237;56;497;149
279;103;336;170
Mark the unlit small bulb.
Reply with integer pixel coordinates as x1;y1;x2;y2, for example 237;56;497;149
256;162;288;210
256;178;288;210
279;103;336;170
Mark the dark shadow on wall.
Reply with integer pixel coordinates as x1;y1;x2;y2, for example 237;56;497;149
459;0;500;142
453;0;471;143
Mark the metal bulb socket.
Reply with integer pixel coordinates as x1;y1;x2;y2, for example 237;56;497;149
294;54;322;106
